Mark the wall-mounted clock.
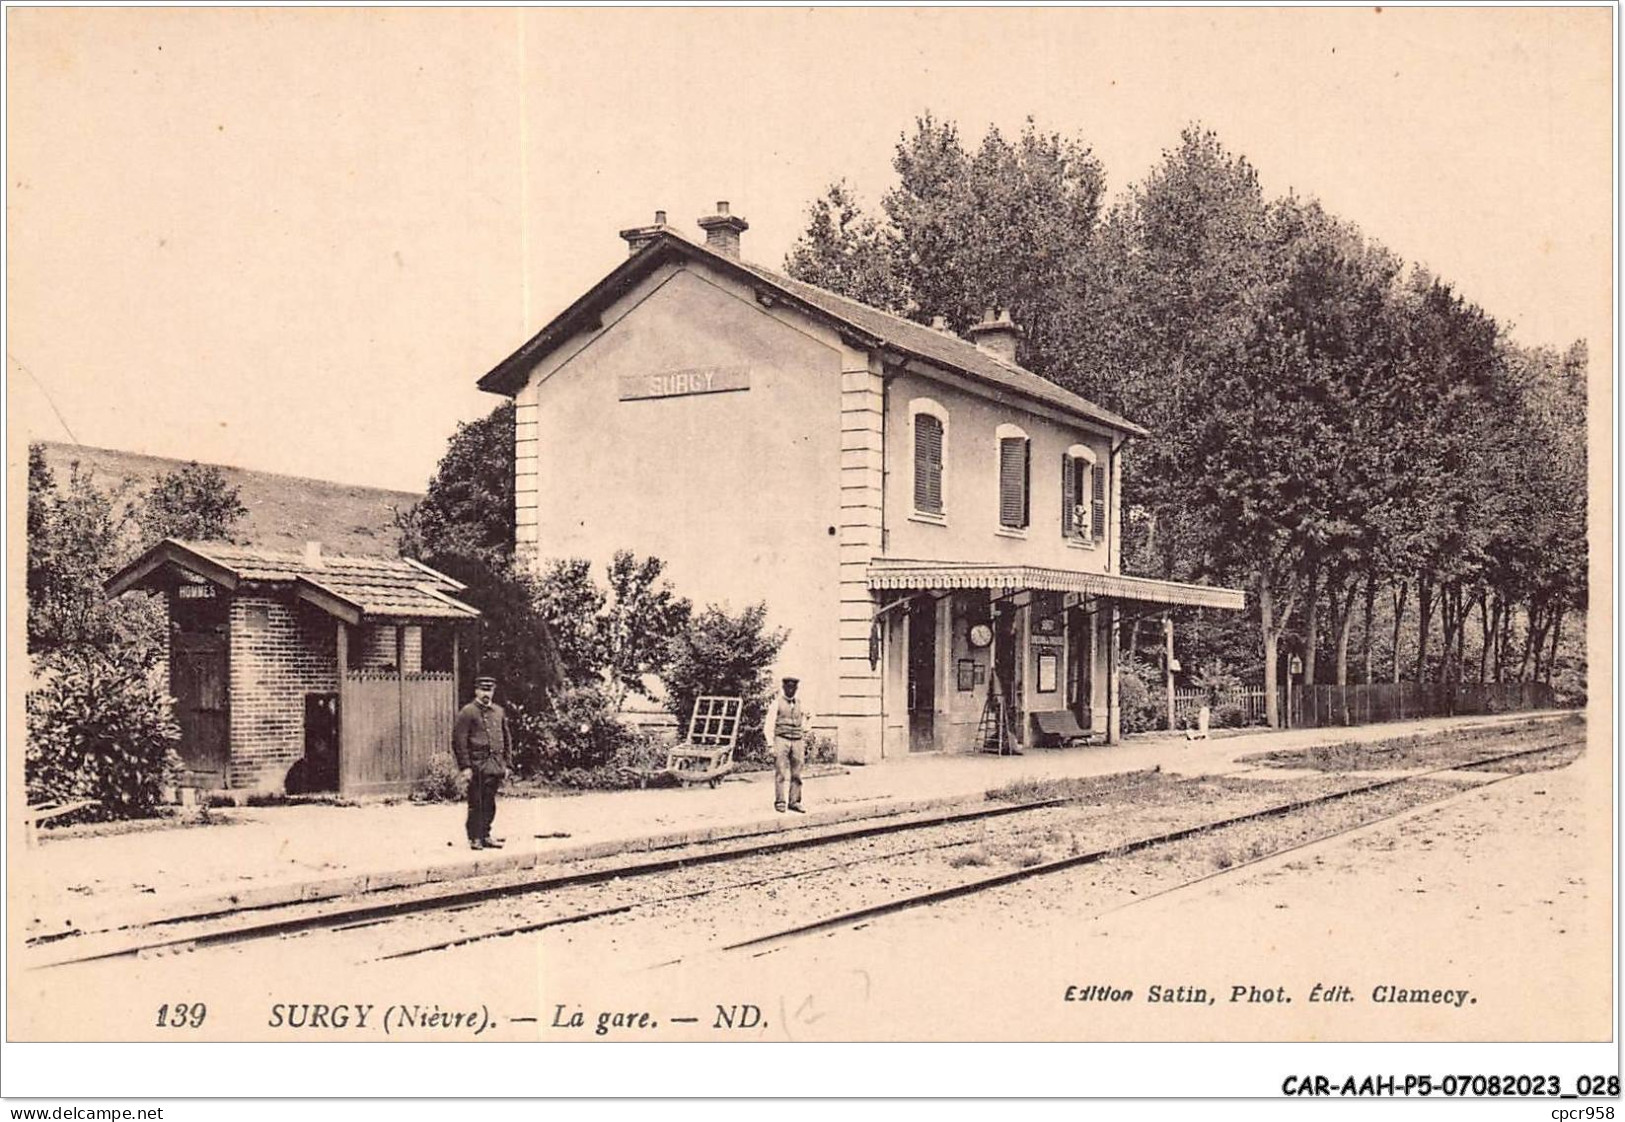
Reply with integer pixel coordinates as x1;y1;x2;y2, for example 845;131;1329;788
969;623;993;649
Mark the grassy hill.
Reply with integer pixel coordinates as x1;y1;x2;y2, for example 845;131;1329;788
36;441;422;558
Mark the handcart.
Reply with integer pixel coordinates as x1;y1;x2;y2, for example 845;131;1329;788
636;695;742;788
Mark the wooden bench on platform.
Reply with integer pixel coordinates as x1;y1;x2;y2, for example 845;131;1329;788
1029;709;1095;748
23;799;98;847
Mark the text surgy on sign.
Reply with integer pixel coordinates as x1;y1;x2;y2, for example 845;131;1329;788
619;365;751;401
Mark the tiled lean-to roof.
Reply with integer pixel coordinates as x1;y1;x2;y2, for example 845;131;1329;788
105;539;480;623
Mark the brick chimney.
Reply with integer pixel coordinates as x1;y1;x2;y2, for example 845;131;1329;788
619;210;671;256
967;308;1019;364
697;200;748;259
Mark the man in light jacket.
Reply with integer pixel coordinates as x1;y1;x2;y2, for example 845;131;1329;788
765;676;811;813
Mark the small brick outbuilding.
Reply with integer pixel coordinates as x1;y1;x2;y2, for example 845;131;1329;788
107;539;480;795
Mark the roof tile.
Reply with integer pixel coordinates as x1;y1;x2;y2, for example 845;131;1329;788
179;541;477;619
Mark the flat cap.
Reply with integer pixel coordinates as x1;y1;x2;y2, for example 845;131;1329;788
474;675;497;688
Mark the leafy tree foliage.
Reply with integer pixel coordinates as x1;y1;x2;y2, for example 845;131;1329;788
786;116;1590;715
136;462;247;543
396;402;515;565
27;445;163;665
531;557;608;689
25;444;237;817
530;552;693;706
424;553;562;708
1099;128;1274;590
785;181;906;311
599;551;692;706
787;115;1105;378
400;401;564;772
663;602;788;757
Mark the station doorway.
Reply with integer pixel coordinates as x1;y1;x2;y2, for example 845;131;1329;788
906;596;937;752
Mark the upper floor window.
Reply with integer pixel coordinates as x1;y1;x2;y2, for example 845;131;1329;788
909;398;948;522
1063;444;1100;543
995;424;1030;531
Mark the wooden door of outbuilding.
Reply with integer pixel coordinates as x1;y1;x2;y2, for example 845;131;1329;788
172;629;229;785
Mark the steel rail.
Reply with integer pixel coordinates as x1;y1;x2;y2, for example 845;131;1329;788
369;782;1182;960
30;778;1164;969
709;737;1583;958
1092;753;1567;920
32;732;1577;970
380;735;1580;964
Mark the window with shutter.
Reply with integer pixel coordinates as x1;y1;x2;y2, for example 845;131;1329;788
1064;445;1094;542
1091;456;1107;542
999;436;1029;529
914;413;943;514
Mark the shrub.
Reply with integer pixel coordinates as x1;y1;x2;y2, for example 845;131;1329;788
548;728;673;790
805;731;837;765
1117;663;1164;734
506;700;550;778
25;647;183;822
1211;702;1247;729
414;751;468;803
1190;659;1247;696
611;729;671;773
533;683;637;773
663;602;788;761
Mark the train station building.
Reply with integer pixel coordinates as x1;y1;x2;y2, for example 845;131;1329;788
478;204;1244;763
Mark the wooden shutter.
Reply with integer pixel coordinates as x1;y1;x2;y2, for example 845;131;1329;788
914;414;943;514
1091;456;1107;541
1061;453;1076;536
1023;439;1031;527
1000;437;1028;529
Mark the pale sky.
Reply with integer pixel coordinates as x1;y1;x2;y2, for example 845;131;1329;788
6;6;1613;492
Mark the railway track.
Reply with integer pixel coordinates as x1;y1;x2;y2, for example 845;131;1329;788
27;769;1163;968
30;729;1583;973
708;738;1582;961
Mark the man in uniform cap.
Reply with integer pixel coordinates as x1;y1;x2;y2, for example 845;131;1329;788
452;674;511;849
764;675;812;813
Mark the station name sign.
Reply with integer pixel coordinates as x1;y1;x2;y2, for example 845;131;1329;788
619;365;751;402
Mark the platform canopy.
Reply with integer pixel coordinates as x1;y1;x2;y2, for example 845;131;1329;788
106;539;481;625
866;559;1245;611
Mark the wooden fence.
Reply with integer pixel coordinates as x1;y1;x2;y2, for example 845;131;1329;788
1173;681;1556;732
1287;680;1556;729
339;670;455;795
1173;688;1269;728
